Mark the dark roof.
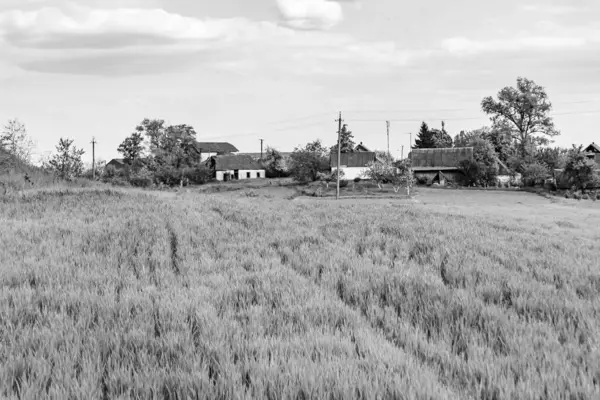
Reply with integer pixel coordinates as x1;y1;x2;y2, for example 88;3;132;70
194;142;238;153
355;143;371;152
107;158;126;165
409;147;473;171
211;155;264;171
330;152;376;168
237;152;293;159
584;142;600;153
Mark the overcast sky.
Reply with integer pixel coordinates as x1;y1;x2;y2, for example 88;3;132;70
1;0;599;163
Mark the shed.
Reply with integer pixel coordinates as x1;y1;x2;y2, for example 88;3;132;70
209;154;266;181
106;159;127;170
584;142;600;165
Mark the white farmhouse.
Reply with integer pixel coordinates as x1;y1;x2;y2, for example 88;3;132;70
330;151;377;180
208;154;266;181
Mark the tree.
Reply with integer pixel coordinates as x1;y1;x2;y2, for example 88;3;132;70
413;122;435;149
563;145;598;191
262;146;286;177
330;124;356;154
481;77;559;157
454;129;482;148
431;121;453;148
392;158;416;195
375;150;395;164
459;138;499;186
522;161;550;186
46;138;85;180
535;147;568;171
1;119;35;164
135;118;167;153
117;131;145;165
289;140;329;182
363;160;395;189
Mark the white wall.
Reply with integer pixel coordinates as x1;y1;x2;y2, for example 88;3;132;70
332;167;368;180
215;169;266;181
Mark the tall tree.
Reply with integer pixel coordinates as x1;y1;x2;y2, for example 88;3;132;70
1;119;35;164
330;124;356;153
481;77;559;157
413;122;435;149
135;118;167;153
46;138;85;180
263;146;286;177
117;131;145;164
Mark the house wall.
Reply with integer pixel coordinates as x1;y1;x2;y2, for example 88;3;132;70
215;169;266;181
596;154;600;165
414;170;464;183
332;167;368;180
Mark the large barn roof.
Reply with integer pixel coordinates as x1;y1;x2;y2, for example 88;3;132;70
409;147;474;171
330;152;376;168
194;142;238;153
212;155;263;171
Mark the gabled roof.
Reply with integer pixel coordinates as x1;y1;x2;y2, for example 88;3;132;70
355;142;371;152
330;152;376;168
211;155;264;171
584;142;600;153
107;158;126;165
194;142;238;153
409;147;474;171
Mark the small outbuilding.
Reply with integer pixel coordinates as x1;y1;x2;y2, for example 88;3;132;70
584;142;600;164
106;158;127;170
208;154;266;181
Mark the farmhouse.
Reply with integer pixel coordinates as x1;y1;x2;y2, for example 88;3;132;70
584;142;600;164
330;151;377;180
106;158;127;170
208;154;266;181
409;147;474;184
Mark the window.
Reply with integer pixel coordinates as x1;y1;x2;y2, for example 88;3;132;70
247;172;251;178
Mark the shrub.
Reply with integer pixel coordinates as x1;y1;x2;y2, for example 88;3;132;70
339;179;349;188
354;177;361;183
184;165;213;185
416;176;428;185
129;167;154;188
582;194;589;200
563;146;598;191
522;161;550;187
573;192;582;200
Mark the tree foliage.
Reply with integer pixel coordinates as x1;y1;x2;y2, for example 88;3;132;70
117;131;145;165
563;145;599;191
262;146;287;177
289;140;329;182
46;138;85;180
330;124;356;154
522;161;550;186
1;119;35;164
431;121;453;148
459;138;499;186
481;77;559;157
413;122;435;149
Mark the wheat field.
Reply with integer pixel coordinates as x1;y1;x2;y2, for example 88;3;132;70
1;187;599;399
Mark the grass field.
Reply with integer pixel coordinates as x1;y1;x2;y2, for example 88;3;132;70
1;185;600;399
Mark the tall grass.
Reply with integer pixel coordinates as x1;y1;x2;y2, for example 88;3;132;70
1;188;599;399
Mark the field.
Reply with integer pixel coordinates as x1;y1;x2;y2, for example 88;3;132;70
1;184;600;399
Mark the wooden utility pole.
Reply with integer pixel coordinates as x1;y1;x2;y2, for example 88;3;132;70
401;145;404;160
336;112;343;200
91;137;97;180
259;139;264;160
386;121;390;157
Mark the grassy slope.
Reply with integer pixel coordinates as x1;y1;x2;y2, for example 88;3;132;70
1;188;599;399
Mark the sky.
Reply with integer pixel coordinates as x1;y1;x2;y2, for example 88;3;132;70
1;0;600;164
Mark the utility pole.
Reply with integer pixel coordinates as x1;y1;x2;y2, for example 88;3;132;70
386;121;390;157
401;145;404;160
336;111;343;200
259;139;264;160
91;137;97;180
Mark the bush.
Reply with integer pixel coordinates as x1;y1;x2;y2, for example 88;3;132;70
416;176;428;185
184;165;213;185
129;167;154;188
522;161;550;187
582;194;589;200
339;179;349;188
354;177;361;183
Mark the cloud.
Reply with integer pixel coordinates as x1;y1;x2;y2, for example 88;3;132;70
520;4;581;14
0;2;421;76
441;35;588;55
0;5;250;49
276;0;343;30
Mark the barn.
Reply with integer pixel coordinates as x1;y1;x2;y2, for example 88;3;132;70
330;151;377;180
409;147;474;184
106;159;127;170
208;154;266;181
